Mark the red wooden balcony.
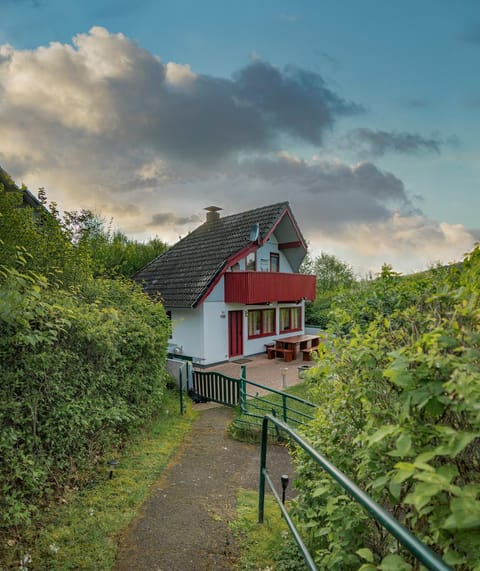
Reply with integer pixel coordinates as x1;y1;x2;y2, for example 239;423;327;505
224;272;316;304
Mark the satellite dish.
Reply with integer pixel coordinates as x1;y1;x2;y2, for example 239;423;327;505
249;223;260;243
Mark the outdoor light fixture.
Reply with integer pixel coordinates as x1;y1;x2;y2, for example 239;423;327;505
281;474;289;504
107;459;119;480
281;367;288;388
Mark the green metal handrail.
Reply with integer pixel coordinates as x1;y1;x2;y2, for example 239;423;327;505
258;414;452;571
240;365;316;408
239;365;317;426
240;392;315;424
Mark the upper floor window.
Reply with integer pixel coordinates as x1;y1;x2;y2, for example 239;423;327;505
246;252;256;271
270;253;280;272
279;307;301;333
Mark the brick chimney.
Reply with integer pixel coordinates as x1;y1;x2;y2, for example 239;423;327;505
204;206;222;223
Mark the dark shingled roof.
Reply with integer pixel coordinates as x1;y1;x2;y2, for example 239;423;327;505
134;202;299;308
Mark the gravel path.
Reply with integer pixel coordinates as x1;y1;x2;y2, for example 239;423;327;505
113;405;294;571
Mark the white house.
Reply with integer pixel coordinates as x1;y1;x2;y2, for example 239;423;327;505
134;202;316;366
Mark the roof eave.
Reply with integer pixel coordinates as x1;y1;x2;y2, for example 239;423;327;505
192;242;259;307
262;205;308;251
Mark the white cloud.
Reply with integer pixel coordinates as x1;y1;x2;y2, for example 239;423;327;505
0;27;476;273
307;213;475;275
165;62;197;87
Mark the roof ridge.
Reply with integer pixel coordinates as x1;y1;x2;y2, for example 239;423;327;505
134;201;304;308
217;201;289;222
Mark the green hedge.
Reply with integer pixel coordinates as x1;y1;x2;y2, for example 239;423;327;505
292;250;480;570
0;267;169;529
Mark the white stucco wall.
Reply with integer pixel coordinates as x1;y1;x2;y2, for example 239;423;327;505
202;300;230;363
254;235;293;273
278;250;293;273
170;306;205;364
227;234;293;274
206;276;224;302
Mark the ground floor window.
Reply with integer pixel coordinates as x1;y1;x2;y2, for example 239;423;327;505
248;308;276;338
279;306;301;333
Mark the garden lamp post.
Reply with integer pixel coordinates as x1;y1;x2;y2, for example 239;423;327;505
281;474;289;504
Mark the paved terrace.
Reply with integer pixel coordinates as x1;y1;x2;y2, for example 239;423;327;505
202;352;312;395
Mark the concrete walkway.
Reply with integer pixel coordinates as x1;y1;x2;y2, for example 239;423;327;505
113;406;295;570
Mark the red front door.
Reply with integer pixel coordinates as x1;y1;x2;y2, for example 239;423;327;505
228;310;243;358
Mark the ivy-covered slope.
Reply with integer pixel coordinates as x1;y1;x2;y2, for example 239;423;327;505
293;254;480;570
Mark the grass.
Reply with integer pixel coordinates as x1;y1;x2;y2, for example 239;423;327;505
232;488;308;571
5;389;196;571
231;488;289;570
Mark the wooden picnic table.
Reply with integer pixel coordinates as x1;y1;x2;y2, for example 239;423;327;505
273;334;320;361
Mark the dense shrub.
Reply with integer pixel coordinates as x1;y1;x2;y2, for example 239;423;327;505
0;175;170;568
292;251;480;570
0;264;169;531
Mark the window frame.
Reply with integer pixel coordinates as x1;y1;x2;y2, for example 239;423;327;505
270;252;280;272
247;308;276;339
246;252;256;271
279;306;302;334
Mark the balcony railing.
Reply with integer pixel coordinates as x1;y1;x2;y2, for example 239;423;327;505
224;271;316;304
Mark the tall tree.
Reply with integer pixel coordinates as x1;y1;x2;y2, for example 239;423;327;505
303;252;357;328
1;171;168;284
65;210;169;277
312;252;356;292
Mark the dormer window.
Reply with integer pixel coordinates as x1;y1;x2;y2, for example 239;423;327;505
270;253;280;272
246;252;256;271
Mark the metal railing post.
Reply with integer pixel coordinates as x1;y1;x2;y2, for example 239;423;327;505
258;416;269;524
282;393;287;423
240;378;246;413
179;367;183;415
240;364;247;380
240;365;247;413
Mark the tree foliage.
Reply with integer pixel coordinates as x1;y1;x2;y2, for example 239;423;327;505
0;182;168;284
312;252;356;292
0;183;91;287
60;208;168;278
302;252;356;328
0;178;171;549
293;253;480;570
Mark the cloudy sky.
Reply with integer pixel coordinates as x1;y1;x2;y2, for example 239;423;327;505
1;0;479;274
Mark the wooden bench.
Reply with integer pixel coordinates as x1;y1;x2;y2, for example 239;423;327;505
265;343;276;359
302;348;319;362
273;348;294;362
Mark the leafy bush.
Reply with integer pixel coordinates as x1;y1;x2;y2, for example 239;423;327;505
0;265;169;532
292;251;480;570
0;175;171;569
